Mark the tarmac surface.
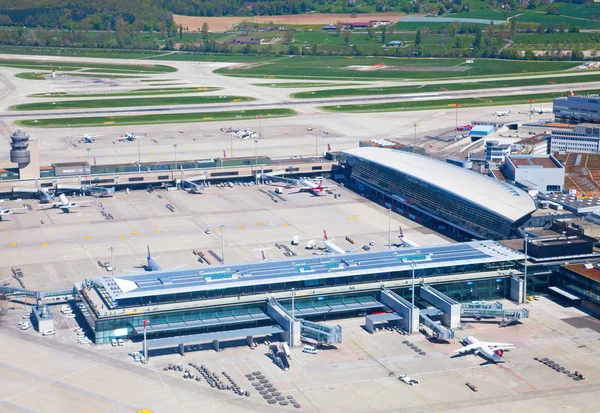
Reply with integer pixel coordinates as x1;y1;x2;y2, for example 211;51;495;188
1;296;600;413
0;182;451;291
0;54;570;168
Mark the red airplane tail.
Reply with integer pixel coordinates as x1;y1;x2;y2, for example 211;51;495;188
323;229;329;240
316;180;323;190
494;349;504;358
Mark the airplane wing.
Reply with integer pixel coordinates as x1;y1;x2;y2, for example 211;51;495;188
345;245;363;253
455;343;481;354
479;342;515;349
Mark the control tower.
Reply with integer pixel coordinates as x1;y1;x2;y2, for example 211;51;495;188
10;130;39;179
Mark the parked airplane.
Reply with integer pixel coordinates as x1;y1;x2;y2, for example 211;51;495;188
493;110;512;117
290;179;336;196
532;108;552;114
0;205;27;221
454;336;515;363
118;132;141;142
134;246;186;272
79;134;104;143
323;230;362;254
41;194;91;213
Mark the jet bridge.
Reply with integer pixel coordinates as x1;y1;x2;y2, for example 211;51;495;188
419;309;454;340
299;319;342;345
380;288;419;333
266;297;301;347
419;284;461;328
461;304;530;327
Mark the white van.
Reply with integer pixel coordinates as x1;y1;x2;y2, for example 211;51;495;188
302;345;317;354
42;330;55;336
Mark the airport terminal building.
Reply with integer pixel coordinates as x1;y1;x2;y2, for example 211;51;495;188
76;241;534;345
342;148;536;239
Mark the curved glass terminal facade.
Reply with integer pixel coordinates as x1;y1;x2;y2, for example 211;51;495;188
345;154;531;239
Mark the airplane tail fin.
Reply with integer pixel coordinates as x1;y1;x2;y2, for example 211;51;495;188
323;229;329;240
317;180;323;189
58;193;68;205
147;245;152;259
262;250;266;261
494;349;504;358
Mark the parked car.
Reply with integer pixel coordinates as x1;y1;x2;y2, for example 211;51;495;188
20;322;32;330
42;330;55;336
111;338;118;347
117;339;124;346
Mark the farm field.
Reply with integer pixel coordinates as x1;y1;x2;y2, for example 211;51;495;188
321;88;600;113
292;72;600;99
16;108;296;128
173;12;405;32
12;95;253;111
216;56;578;80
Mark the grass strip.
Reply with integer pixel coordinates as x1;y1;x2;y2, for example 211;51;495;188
16;109;296;128
293;73;600;99
13;95;253;111
29;87;221;98
320;89;600;113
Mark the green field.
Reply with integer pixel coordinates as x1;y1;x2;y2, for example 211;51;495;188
253;82;362;88
216;57;578;80
29;87;221;98
13;95;253;111
16;109;296;128
321;89;600;113
292;72;600;99
0;59;176;73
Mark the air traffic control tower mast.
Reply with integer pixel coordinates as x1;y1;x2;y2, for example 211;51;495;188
10;130;40;179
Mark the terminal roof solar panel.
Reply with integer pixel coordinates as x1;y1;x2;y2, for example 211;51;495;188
95;241;522;303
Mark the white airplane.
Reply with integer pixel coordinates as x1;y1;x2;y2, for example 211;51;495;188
41;194;92;213
398;374;420;386
532;108;552;114
493;110;512;117
454;336;515;363
118;132;142;142
323;230;362;255
79;134;104;143
290;179;336;196
0;205;27;221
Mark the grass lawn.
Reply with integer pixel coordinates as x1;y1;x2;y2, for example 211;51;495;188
216;56;578;80
16;108;296;128
29;87;221;98
0;59;176;73
321;88;600;113
16;72;143;80
13;95;253;111
253;82;362;88
292;72;600;98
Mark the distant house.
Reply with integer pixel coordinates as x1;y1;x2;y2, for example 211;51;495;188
369;20;391;27
387;40;403;47
346;22;370;28
234;37;260;45
322;24;338;31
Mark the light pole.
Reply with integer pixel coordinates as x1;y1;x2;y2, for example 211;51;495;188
455;104;459;131
137;138;141;172
523;235;529;303
86;148;91;184
109;246;114;275
290;287;295;347
411;262;415;334
315;129;318;157
173;144;178;172
254;139;258;185
388;208;392;249
143;319;148;363
529;99;534;122
220;224;225;264
230;132;233;158
413;123;417;149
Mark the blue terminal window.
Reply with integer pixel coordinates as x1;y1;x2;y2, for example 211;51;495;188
205;272;234;281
